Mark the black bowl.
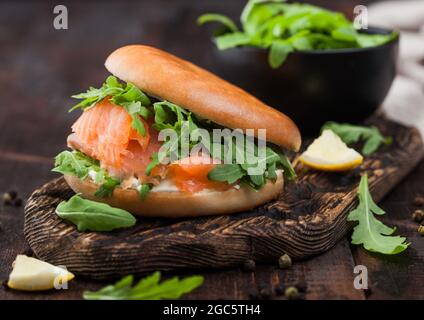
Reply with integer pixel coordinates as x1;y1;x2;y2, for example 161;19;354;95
209;27;399;134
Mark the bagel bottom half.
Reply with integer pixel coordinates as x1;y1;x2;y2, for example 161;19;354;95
64;172;284;218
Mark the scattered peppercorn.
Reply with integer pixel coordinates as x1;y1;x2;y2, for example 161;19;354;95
2;193;13;205
13;198;23;207
2;191;18;206
418;225;424;236
285;286;300;300
412;209;424;223
278;254;292;269
413;195;424;206
242;259;256;272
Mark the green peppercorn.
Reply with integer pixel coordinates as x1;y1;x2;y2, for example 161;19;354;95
278;254;292;269
285;286;299;300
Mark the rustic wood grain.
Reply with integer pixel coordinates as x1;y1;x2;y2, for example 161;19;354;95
23;115;424;279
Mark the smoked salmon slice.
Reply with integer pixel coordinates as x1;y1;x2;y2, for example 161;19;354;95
167;155;230;193
68;99;163;181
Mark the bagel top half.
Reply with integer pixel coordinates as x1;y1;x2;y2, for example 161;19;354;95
105;45;301;152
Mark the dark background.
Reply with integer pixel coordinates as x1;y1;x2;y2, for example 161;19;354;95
1;0;423;300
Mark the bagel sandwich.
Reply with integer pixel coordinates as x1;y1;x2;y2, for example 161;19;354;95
53;45;301;217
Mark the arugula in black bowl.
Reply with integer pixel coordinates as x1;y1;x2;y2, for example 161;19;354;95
198;0;397;68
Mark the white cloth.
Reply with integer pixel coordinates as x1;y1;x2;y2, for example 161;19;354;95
368;0;424;30
369;1;424;136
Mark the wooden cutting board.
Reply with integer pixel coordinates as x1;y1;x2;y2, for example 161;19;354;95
24;114;424;279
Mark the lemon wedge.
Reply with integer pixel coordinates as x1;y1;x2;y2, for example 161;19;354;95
299;129;363;171
7;255;74;291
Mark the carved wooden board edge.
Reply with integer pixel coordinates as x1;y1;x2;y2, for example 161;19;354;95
24;115;424;279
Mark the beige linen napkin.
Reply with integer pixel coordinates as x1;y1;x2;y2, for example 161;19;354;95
369;1;424;135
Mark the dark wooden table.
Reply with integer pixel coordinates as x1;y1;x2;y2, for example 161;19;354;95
1;0;422;300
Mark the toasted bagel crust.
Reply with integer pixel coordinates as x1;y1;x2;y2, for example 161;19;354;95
105;45;301;151
64;173;284;218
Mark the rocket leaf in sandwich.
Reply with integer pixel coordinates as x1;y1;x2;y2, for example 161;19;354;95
69;76;125;112
208;146;295;189
94;177;120;198
208;164;245;184
122;101;150;137
53;150;100;180
139;183;153;200
53;150;120;198
111;83;151;106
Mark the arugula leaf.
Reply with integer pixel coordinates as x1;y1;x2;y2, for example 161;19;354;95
53;150;120;198
215;32;252;50
94;177;120;198
208;164;245;184
322;122;392;155
52;150;98;180
267;161;277;180
83;272;204;300
139;183;152;200
241;0;285;35
145;152;160;176
208;145;296;188
199;0;397;68
249;173;265;186
111;83;150;107
356;32;398;48
347;174;409;255
145;102;196;176
269;41;293;68
69;76;125;112
197;13;239;32
56;194;136;232
277;151;296;180
122;101;150;137
152;101;189;131
331;26;358;42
